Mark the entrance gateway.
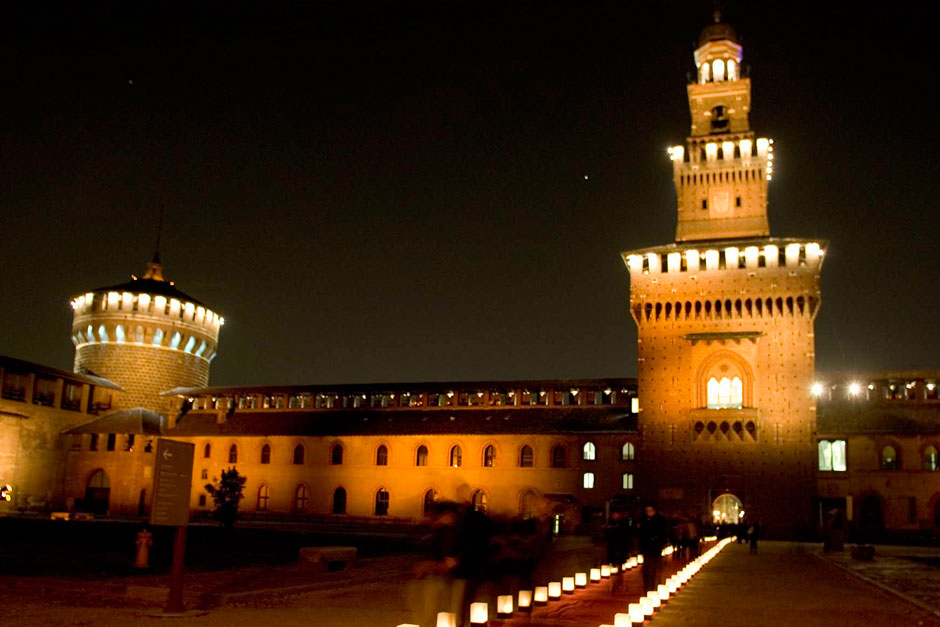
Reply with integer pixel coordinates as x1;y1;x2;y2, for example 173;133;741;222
712;493;744;524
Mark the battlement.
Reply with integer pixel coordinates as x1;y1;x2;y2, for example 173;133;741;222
624;238;825;277
668;136;773;179
70;291;223;331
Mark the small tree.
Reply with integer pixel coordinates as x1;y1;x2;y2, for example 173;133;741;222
204;467;245;529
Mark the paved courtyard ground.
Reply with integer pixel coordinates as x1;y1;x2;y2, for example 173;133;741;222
4;541;940;626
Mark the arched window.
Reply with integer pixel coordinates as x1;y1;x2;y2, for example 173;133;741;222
423;489;438;516
195;340;207;357
712;58;725;81
582;442;596;461
183;336;196;353
551;446;567;468
622;473;634;490
700;62;710;83
449;445;462;468
621;442;635;461
332;487;347;515
727;59;737;80
257;484;270;511
152;328;164;346
926;446;938;472
203;443;211;458
707;376;743;409
374;488;390;516
98;325;109;342
134;326;145;343
416;445;428;467
293;444;305;465
228;444;238;464
115;325;125;342
294;484;309;512
520;491;537;519
471;490;487;513
376;444;388;466
483;445;496;467
260;444;271;464
881;445;899;470
583;472;595;489
519;445;534;468
330;444;344;465
169;331;181;349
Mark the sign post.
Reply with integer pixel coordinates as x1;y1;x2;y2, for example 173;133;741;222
150;439;195;615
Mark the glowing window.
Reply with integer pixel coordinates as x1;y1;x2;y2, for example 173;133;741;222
712;58;725;81
582;442;596;461
583;472;595;489
727;59;737;80
416;445;428;466
152;329;164;346
449;445;462;468
519;445;534;468
622;442;635;461
925;446;938;472
818;440;846;471
260;444;270;464
707;376;743;409
114;325;125;342
622;473;634;490
376;444;388;466
195;340;207;357
169;332;181;349
700;62;710;83
881;445;899;470
483;445;496;467
86;325;94;342
257;485;269;511
98;325;109;342
183;336;196;353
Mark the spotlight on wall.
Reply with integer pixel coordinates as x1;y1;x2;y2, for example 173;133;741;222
848;382;861;397
810;382;824;397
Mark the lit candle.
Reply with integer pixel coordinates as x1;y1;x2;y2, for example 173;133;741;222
600;565;610;578
649;591;661;608
614;613;632;627
497;595;513;617
640;596;654;617
518;590;532;611
436;612;457;627
469;602;488;626
658;584;669;601
575;572;587;587
562;577;575;593
534;586;548;604
637;555;644;565
628;603;644;623
548;582;562;598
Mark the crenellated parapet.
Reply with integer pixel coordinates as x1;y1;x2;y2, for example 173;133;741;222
625;238;824;276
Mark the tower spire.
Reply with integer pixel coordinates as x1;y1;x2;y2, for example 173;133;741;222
142;204;165;281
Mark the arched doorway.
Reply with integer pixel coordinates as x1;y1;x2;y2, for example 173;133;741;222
332;487;347;515
712;493;744;525
85;469;110;515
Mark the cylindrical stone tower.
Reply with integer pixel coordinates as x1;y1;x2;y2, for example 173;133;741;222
70;256;222;414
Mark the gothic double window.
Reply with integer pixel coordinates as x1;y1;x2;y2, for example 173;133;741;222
706;376;743;409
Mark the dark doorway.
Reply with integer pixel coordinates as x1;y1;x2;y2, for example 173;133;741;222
332;487;347;515
84;469;110;515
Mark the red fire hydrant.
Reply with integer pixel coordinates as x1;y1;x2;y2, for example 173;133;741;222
136;529;153;569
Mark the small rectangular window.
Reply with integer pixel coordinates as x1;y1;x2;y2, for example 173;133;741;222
89;433;98;451
702;199;708;210
106;434;116;451
124;434;135;451
198;494;207;507
735;196;741;207
818;440;847;472
201;469;208;480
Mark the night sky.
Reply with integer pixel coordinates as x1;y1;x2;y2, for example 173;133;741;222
1;2;937;386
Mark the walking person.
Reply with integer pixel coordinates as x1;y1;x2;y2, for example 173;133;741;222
637;502;667;593
748;521;760;554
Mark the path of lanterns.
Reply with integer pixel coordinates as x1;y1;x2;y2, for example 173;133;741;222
400;536;734;627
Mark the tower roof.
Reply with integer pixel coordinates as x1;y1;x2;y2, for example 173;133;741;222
90;276;207;307
698;13;739;46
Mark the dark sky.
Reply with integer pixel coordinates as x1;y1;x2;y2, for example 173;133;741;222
1;2;937;386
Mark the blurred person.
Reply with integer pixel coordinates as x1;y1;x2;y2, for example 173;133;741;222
637;502;667;593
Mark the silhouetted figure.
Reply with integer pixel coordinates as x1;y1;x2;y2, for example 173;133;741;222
748;521;760;554
637;503;667;593
604;511;632;593
453;502;492;626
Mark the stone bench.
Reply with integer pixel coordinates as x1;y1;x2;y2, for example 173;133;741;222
299;546;357;570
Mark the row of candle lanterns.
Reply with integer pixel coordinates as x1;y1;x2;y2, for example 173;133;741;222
398;538;732;627
600;536;734;626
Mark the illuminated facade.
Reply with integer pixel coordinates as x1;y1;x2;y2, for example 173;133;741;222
623;18;825;537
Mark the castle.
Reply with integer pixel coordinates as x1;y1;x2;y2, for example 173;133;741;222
1;17;937;540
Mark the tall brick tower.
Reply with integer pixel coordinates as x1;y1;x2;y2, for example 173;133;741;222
70;255;223;415
623;16;825;538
